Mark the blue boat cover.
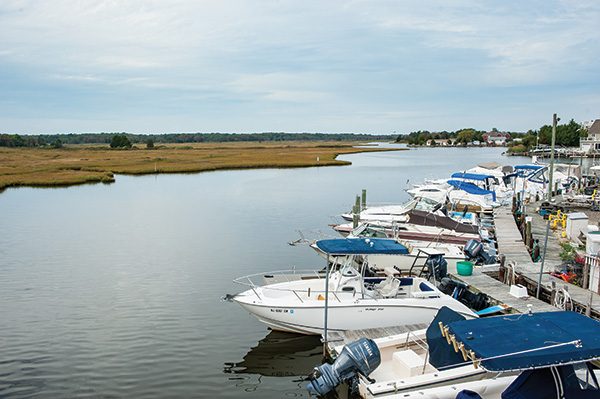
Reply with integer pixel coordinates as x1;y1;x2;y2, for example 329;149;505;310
447;180;496;201
515;164;544;170
314;238;409;255
451;172;495;181
447;311;600;372
426;306;467;369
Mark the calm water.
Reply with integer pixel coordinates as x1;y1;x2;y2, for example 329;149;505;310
0;147;527;398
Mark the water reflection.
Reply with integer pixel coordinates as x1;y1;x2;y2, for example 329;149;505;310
224;331;323;378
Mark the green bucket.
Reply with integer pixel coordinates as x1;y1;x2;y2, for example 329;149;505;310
456;261;473;276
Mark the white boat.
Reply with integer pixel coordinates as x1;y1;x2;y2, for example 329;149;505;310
408;171;509;212
307;308;600;399
334;209;483;245
341;197;440;223
512;163;579;201
231;239;477;335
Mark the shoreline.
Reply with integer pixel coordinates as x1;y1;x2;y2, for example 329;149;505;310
0;142;407;193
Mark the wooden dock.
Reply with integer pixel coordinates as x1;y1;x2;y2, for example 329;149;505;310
446;206;558;313
491;202;600;318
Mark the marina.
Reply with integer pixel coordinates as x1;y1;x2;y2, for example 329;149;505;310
293;153;600;398
3;3;600;398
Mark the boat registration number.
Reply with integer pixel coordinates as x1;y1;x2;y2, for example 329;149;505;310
270;308;294;314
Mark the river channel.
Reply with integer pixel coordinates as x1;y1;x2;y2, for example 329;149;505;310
0;146;528;398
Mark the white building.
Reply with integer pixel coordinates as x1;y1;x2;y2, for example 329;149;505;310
580;119;600;153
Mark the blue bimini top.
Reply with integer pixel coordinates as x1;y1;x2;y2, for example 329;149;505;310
447;179;496;201
515;164;544;170
450;172;495;181
446;311;600;372
314;238;409;255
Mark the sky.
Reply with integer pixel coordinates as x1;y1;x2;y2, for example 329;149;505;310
0;0;599;135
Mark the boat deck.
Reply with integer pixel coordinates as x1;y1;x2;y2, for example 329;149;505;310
324;323;427;358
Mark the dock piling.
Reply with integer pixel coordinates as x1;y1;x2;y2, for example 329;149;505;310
361;189;367;211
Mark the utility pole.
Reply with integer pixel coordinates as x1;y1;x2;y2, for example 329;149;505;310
547;113;558;201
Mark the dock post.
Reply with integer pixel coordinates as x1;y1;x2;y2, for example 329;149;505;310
352;204;359;229
583;257;590;290
586;291;593;317
537;218;551;299
525;219;532;248
361;189;367;211
547;113;558;201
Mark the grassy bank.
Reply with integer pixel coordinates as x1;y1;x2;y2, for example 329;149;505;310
0;142;404;191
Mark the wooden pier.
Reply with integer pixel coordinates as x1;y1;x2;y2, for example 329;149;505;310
489;202;600;318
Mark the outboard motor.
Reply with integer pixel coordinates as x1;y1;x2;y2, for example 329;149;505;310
438;277;489;311
306;338;380;396
425;254;447;281
464;239;483;259
464;239;497;265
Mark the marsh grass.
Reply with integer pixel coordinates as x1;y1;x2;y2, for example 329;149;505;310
0;141;403;191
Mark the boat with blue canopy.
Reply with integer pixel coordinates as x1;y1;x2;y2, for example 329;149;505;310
442;310;600;372
230;238;476;335
308;307;600;399
314;238;409;255
450;172;497;182
447;180;497;202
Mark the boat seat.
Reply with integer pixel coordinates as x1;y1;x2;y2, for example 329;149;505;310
419;282;435;291
392;349;424;377
377;278;400;298
399;277;413;286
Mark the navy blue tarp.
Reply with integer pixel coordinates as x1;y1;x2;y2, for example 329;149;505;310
447;180;497;201
515;165;544;170
451;172;495;181
426;306;467;369
447;311;600;372
314;238;409;255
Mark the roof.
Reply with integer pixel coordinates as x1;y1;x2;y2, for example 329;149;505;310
446;311;600;372
447;179;496;201
588;119;600;136
451;172;495;181
483;132;510;142
314;238;409;255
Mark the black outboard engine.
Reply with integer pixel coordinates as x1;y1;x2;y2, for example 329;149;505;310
306;338;380;396
464;239;483;259
425;254;447;281
438;277;489;311
464;239;496;265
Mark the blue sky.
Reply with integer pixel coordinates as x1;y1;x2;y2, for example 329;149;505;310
1;0;599;134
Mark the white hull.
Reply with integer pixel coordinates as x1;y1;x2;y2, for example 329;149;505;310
352;328;516;399
234;294;476;335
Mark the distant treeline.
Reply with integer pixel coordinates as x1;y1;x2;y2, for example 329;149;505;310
395;119;586;150
0;132;391;148
395;128;490;145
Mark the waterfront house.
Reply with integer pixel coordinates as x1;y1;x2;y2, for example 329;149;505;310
426;139;455;146
482;131;511;145
580;119;600;153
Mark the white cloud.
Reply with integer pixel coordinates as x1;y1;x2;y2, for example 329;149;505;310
0;0;599;133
